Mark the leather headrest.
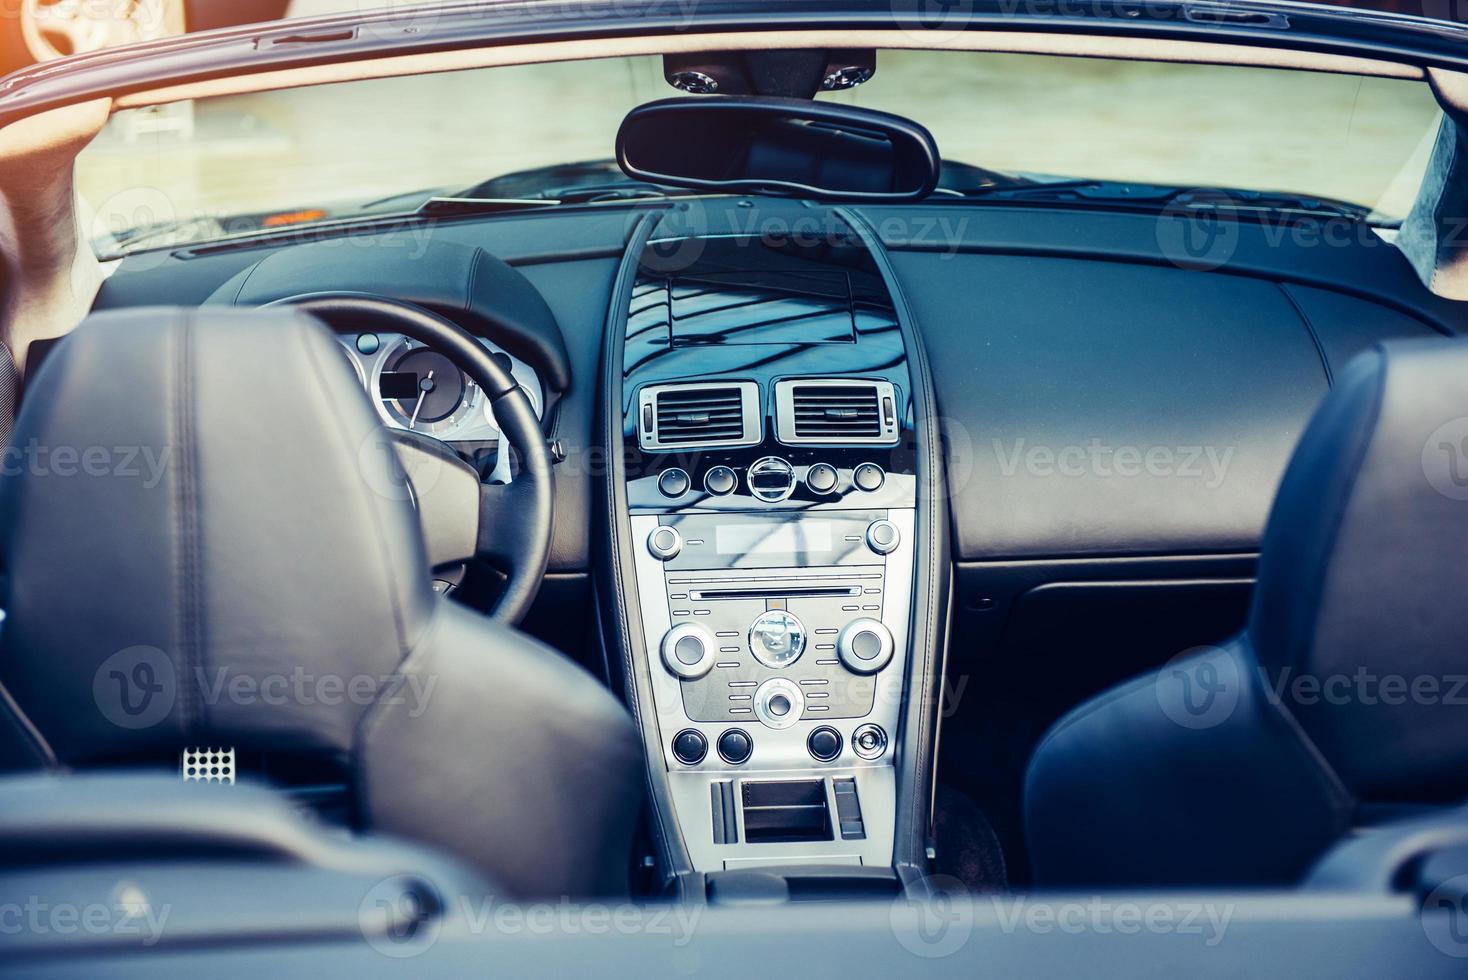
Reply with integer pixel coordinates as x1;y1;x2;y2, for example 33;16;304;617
1249;338;1468;800
0;308;435;766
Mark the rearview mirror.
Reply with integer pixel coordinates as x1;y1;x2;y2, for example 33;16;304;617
616;96;940;202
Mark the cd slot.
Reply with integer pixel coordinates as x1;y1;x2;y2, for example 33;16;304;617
689;586;862;601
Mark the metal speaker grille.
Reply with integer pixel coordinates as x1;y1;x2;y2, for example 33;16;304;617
182;746;236;784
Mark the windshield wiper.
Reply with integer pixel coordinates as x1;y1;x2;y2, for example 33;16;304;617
950;179;1380;223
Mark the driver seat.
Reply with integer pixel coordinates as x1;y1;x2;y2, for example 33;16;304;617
1025;338;1468;887
0;307;643;898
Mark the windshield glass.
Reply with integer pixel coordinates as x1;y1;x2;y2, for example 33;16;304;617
76;51;1442;255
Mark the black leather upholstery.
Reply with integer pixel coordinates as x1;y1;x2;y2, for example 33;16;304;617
1026;339;1468;887
0;307;641;898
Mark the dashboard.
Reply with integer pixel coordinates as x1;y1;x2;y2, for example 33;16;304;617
87;194;1468;893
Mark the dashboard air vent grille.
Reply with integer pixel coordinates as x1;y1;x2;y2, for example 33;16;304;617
774;379;899;446
637;381;761;451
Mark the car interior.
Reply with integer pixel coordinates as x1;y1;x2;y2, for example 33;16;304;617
2;2;1468;975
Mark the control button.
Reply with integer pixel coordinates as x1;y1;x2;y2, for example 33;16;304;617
866;519;900;555
672;729;707;765
704;465;737;496
647;525;682;561
658;468;691;498
808;726;843;763
852;723;889;760
753;677;805;730
853;462;885;493
747;456;796;502
805;462;839;495
661;623;715;679
355;333;380;355
748;610;806;669
837;618;895;675
717;728;753;765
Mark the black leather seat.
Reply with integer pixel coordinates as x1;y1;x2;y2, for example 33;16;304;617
0;307;643;898
1025;339;1468;887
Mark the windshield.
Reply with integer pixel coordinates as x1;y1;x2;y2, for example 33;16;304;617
76;51;1443;255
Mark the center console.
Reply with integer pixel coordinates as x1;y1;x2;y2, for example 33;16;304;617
600;207;946;888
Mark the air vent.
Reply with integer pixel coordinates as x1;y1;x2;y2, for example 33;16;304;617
774;379;899;446
637;381;762;451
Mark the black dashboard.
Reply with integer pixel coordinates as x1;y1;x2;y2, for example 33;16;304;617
94;198;1463;572
90;194;1466;889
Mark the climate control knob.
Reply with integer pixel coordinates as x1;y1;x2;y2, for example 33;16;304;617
837;618;894;674
661;623;716;679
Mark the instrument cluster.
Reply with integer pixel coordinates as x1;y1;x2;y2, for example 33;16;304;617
337;332;543;441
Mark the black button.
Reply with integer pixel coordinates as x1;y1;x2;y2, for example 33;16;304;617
704;465;737;495
853;463;885;492
808;726;842;762
717;729;753;765
768;695;791;717
658;468;691;497
672;729;707;765
805;462;838;495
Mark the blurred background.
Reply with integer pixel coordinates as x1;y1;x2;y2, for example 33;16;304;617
7;2;1444;247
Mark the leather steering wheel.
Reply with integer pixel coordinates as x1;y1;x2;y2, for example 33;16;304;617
270;293;553;625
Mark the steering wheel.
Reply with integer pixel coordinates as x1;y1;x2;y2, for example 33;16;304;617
270;293;553;625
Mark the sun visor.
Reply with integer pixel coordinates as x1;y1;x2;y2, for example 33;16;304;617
1397;69;1468;301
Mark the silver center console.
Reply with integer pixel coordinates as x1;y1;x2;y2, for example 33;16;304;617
608;220;937;882
631;490;915;871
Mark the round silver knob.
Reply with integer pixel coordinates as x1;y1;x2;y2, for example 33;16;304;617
852;723;888;760
661;623;715;679
837;618;894;674
866;519;900;555
753;677;805;730
647;525;682;561
748;609;806;669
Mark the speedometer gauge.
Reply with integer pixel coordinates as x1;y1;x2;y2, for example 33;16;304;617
372;338;483;438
